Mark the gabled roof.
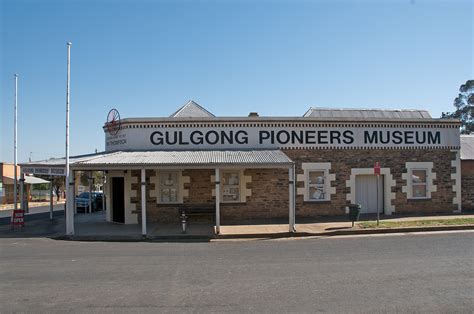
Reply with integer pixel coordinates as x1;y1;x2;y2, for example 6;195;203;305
303;108;432;119
169;100;215;118
461;135;474;160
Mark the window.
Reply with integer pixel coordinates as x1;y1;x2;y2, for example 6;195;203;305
308;170;327;201
411;169;427;198
298;163;335;202
403;162;435;200
159;172;179;203
221;171;240;202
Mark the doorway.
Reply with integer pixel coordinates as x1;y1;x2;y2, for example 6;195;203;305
112;177;125;223
355;175;384;214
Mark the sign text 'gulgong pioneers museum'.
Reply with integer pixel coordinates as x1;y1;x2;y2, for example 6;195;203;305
21;101;462;236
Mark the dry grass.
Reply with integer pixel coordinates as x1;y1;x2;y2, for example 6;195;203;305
357;218;474;229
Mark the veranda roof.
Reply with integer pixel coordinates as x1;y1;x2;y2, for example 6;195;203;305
21;150;294;171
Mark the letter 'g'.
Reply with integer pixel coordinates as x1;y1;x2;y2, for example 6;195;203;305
150;131;164;145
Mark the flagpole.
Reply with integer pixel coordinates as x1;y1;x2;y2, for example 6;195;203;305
13;74;18;211
65;42;74;235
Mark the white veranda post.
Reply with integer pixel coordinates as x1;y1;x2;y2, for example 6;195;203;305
141;169;147;237
289;164;296;232
215;168;220;234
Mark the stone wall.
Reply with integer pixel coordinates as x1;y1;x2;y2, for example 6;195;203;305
461;160;474;211
128;148;458;223
220;168;288;222
131;168;289;223
284;148;458;216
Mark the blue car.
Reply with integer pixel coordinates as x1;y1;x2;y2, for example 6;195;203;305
75;192;103;212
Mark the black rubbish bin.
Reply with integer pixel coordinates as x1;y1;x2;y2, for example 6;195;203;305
348;204;361;227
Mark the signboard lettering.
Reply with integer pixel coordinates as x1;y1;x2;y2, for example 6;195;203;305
22;167;65;176
11;209;25;227
105;124;459;151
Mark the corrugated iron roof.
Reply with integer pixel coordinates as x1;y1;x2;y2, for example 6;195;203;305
21;150;293;170
3;175;50;185
20;152;112;167
303;108;432;119
72;150;293;169
169;100;215;118
461;135;474;160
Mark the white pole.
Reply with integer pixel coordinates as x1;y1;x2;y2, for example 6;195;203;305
289;164;296;232
215;168;220;234
20;172;25;212
141;169;147;237
376;174;380;226
88;171;92;214
13;74;18;211
65;42;74;235
50;177;53;220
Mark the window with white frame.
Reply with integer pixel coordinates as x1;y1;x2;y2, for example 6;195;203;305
411;169;428;198
308;170;328;201
159;171;179;203
221;171;240;202
403;162;435;200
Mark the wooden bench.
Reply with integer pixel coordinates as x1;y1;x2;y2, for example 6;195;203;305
179;204;215;222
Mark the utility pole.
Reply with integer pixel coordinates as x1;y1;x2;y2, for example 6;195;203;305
65;42;74;235
13;74;18;211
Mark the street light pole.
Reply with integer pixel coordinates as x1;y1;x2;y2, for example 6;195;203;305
13;74;18;211
65;42;74;235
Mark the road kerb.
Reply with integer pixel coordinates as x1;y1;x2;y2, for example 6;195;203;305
48;224;474;242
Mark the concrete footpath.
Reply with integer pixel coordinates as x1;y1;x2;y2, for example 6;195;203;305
1;211;473;241
0;201;65;219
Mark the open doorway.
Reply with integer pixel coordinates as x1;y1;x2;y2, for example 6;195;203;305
112;177;125;223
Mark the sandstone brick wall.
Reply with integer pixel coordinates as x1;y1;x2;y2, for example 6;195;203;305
284;148;458;217
220;168;288;222
183;169;214;205
461;160;474;211
128;148;458;223
131;168;289;223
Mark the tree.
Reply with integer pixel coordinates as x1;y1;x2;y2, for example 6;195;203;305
442;80;474;134
34;175;65;201
78;171;104;191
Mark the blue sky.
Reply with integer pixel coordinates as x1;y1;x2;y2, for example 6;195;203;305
1;0;472;163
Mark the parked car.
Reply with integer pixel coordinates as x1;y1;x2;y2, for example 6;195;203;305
75;192;103;212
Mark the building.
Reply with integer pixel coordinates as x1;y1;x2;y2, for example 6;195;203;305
20;101;462;235
0;162;50;204
460;135;474;211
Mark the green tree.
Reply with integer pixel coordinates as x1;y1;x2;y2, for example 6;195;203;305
34;175;65;201
442;80;473;134
79;171;104;191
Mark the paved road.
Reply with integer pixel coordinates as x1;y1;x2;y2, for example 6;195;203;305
1;232;473;313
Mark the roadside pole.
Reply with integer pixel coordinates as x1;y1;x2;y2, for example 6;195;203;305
65;42;74;235
50;176;53;220
88;171;92;214
13;74;18;212
376;175;380;226
375;161;380;226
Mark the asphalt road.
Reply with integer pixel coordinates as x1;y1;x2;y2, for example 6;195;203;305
1;232;473;313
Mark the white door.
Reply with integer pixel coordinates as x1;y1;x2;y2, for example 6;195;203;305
355;175;384;214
